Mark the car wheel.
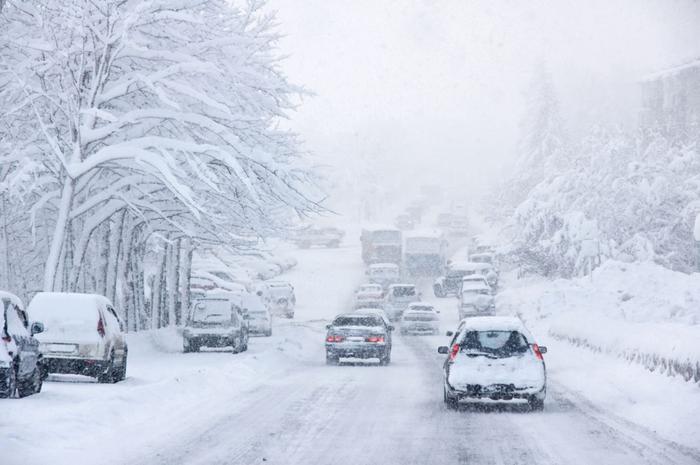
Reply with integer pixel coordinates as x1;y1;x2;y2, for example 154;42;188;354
265;328;272;337
97;352;116;383
0;363;18;398
115;350;128;382
379;351;391;366
183;340;192;353
433;285;445;298
444;386;458;410
326;353;339;365
18;366;42;397
528;396;544;411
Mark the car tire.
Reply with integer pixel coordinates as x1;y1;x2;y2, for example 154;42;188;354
18;366;42;397
242;333;249;352
97;352;117;384
326;353;339;365
433;285;445;298
265;329;272;337
379;351;391;366
0;363;18;398
444;386;458;410
115;350;128;382
528;396;544;411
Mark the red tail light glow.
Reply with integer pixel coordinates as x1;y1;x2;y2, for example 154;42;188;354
532;344;544;361
449;344;459;361
326;335;344;343
366;335;385;343
97;316;106;337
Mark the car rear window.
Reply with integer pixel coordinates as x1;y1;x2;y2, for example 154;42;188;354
403;313;438;321
459;330;529;357
191;299;232;323
333;316;382;327
392;287;416;297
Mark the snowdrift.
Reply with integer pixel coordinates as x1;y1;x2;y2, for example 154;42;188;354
498;260;700;384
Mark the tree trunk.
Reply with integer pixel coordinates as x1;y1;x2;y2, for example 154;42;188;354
44;179;75;291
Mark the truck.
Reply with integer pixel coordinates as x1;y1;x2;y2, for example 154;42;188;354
361;226;402;265
403;229;448;277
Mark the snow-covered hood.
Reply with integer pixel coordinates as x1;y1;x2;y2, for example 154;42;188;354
448;353;545;390
460;293;493;307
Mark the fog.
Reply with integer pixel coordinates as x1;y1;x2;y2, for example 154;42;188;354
271;0;700;212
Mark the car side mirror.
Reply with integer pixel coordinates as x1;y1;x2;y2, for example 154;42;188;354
446;331;454;337
539;346;548;354
325;324;332;330
388;325;395;331
31;321;44;335
437;346;449;354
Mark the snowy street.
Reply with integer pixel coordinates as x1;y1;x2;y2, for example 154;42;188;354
5;242;699;465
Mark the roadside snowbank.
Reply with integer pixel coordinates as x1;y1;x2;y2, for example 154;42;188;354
498;260;700;383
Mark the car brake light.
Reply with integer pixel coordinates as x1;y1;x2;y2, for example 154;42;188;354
326;335;344;343
366;335;385;343
97;317;106;337
532;344;544;360
449;343;459;361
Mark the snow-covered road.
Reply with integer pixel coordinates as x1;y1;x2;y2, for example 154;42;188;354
4;243;700;465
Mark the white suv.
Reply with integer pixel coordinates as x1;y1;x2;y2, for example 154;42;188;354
28;293;128;383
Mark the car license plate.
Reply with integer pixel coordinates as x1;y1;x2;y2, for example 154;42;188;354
49;344;77;353
347;336;364;342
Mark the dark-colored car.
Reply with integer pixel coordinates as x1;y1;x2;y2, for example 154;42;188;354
325;313;394;365
183;297;249;353
1;291;46;398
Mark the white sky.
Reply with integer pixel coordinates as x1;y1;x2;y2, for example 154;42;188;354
268;0;700;202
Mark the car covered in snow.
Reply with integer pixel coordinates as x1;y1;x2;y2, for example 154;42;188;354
292;226;345;248
260;281;296;318
458;281;495;319
355;283;384;298
325;313;394;365
366;263;400;289
353;293;384;310
394;214;415;230
439;316;547;410
384;283;420;321
433;261;489;297
28;292;128;383
448;216;469;236
183;297;250;352
1;291;46;398
214;290;270;337
461;274;492;293
400;305;440;335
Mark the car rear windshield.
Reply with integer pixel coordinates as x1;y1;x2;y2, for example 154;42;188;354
392;287;416;297
403;313;438;321
333;316;382;327
191;299;232;324
409;305;433;312
459;331;529;357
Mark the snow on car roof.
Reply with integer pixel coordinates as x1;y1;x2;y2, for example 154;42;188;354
404;228;444;239
27;292;111;322
457;316;529;334
0;290;24;309
387;283;415;289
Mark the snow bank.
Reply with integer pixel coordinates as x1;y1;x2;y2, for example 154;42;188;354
694;213;700;242
498;260;700;384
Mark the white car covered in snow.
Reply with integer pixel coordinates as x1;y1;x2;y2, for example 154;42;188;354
400;305;440;335
28;293;128;383
259;281;296;318
384;284;420;321
439;316;547;411
366;263;400;289
458;281;495;319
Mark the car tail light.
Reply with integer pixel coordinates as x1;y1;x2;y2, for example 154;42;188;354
97;316;106;337
326;335;344;343
366;335;385;343
449;343;459;361
532;344;544;361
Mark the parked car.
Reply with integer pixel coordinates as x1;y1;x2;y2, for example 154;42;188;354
293;226;345;248
28;292;127;383
1;291;45;398
458;281;495;319
366;263;401;289
439;316;547;411
262;281;296;318
400;306;440;335
325;313;394;365
384;283;419;321
183;297;249;352
240;293;272;337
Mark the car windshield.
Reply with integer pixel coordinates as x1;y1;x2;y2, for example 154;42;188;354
333;316;382;327
190;299;232;324
371;231;400;243
459;330;529;357
409;305;433;312
392;287;416;297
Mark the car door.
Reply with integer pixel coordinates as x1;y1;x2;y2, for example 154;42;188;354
6;302;37;378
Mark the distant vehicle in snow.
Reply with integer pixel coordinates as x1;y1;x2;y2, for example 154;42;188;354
436;213;454;228
458;281;495;319
448;216;469;237
433;261;490;297
361;227;402;265
384;284;420;321
439;316;547;411
366;263;401;289
394;214;415;231
183;297;250;353
28;292;128;383
261;281;296;318
405;204;424;223
461;275;492;293
1;291;46;398
325;313;394;365
353;293;384;310
355;283;384;298
400;304;440;335
403;230;448;277
209;290;270;337
292;226;345;249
